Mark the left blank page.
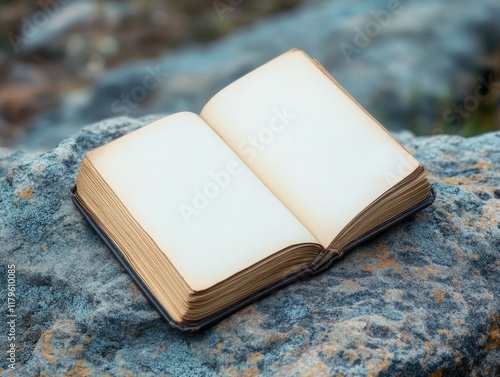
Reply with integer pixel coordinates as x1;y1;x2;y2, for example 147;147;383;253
86;112;318;292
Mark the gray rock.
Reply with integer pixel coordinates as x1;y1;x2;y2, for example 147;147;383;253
13;0;127;54
1;117;499;376
15;0;500;151
19;2;96;51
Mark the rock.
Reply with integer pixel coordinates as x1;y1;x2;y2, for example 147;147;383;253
15;0;500;151
14;1;125;54
1;118;499;376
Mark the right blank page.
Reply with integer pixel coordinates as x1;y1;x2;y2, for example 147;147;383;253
200;50;420;248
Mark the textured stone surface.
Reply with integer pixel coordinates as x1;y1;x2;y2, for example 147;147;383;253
1;119;500;376
15;0;500;150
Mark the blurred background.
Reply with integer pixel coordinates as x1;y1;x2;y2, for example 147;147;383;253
0;0;499;152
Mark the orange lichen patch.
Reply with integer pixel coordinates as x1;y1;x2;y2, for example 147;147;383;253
446;311;467;337
429;368;443;377
438;329;455;340
427;266;440;274
399;332;413;345
216;342;223;349
67;344;84;355
16;186;33;198
249;353;263;363
414;265;443;281
485;316;500;351
239;353;264;377
417;267;431;280
345;349;359;362
365;251;401;272
384;289;404;302
484;370;490;375
122;370;135;377
469;161;493;169
365;358;390;377
276;351;331;377
323;343;340;356
480;202;500;230
265;332;285;343
434;290;446;304
57;349;65;354
242;367;259;377
39;331;56;364
424;341;433;353
435;174;485;186
301;361;329;377
221;366;239;377
378;243;388;250
63;359;92;377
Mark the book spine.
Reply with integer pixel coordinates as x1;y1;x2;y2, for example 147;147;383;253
309;248;341;273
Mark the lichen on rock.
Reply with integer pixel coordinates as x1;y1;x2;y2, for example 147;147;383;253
0;117;499;376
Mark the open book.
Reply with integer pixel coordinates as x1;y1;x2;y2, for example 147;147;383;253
72;49;434;331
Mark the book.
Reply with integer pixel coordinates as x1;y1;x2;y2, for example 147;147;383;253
71;49;435;331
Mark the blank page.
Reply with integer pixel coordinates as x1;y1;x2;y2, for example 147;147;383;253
87;112;318;291
201;50;419;247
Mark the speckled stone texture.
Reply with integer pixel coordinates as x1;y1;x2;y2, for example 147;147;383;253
1;119;499;376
